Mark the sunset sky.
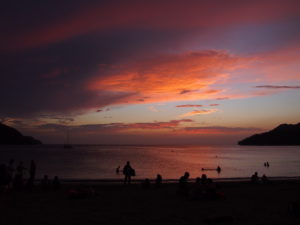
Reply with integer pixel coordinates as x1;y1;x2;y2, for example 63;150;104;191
1;0;300;144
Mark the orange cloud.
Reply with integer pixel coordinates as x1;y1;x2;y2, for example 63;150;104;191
179;109;218;118
176;104;203;108
215;97;229;100
88;50;248;105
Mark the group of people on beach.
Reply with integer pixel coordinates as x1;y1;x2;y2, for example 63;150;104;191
118;161;223;200
0;159;36;190
177;172;224;200
0;159;61;192
2;158;274;195
251;172;269;184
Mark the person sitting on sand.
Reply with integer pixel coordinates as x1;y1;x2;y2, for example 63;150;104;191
201;174;208;185
177;172;190;196
251;172;259;183
123;161;135;184
179;172;190;184
261;174;269;184
204;179;219;199
53;176;61;190
41;175;49;190
190;177;204;200
142;178;151;189
155;174;162;187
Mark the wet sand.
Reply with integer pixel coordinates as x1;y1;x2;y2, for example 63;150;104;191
1;179;300;225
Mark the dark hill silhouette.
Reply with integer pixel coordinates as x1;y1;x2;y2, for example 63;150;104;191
238;122;300;145
0;123;42;145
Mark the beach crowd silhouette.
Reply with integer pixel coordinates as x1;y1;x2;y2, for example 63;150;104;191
0;159;276;194
0;159;61;191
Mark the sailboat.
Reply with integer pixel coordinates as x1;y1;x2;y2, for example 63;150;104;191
63;128;73;148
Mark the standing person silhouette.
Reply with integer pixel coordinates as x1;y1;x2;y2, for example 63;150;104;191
14;161;26;189
27;160;36;188
123;161;134;184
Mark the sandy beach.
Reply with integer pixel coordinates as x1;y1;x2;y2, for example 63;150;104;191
1;179;300;225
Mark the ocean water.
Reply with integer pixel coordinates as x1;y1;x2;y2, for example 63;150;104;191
0;145;300;180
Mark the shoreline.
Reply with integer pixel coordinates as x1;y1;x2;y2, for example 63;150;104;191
34;176;300;184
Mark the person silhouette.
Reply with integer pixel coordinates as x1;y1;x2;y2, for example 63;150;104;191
123;161;134;184
201;174;208;185
177;172;190;196
142;178;151;189
217;166;221;173
53;176;61;190
41;175;49;190
155;174;162;187
261;174;269;184
13;161;25;190
251;172;259;183
116;166;120;174
27;160;36;188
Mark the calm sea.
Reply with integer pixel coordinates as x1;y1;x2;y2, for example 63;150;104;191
0;145;300;180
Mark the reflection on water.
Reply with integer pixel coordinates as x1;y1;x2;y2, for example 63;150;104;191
0;145;300;179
